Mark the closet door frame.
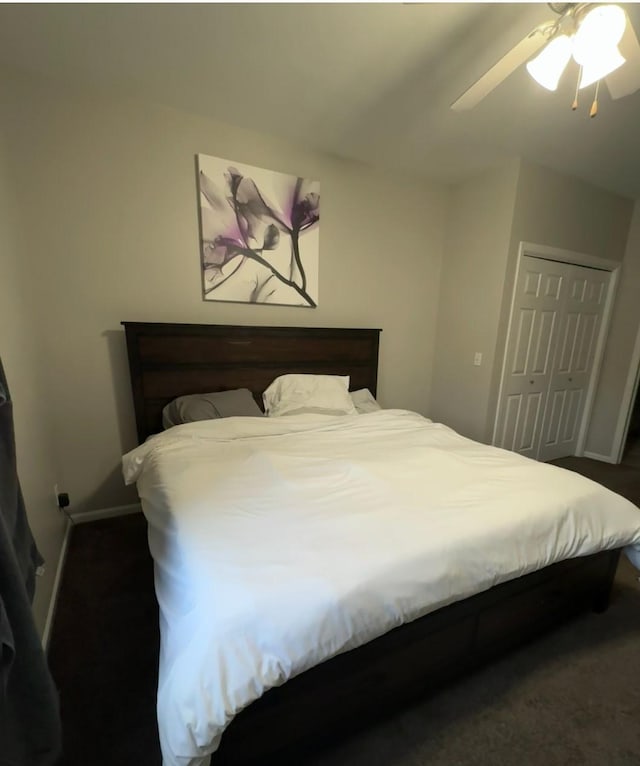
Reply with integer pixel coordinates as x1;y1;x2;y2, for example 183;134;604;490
492;242;620;459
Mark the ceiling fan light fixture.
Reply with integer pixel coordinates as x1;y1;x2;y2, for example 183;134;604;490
526;34;573;90
578;46;626;88
574;4;626;52
572;5;627;89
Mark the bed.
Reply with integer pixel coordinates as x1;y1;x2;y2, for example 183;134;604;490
121;321;640;766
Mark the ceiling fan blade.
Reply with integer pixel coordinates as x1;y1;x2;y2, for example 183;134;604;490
451;30;547;111
605;13;640;99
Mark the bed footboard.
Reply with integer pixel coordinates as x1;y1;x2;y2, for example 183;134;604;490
215;548;620;765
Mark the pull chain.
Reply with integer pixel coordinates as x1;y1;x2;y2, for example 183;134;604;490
572;65;582;110
590;80;600;118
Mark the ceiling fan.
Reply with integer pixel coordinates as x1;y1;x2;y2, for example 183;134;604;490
451;3;640;113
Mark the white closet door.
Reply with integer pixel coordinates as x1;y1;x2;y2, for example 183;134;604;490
494;257;571;458
537;266;609;461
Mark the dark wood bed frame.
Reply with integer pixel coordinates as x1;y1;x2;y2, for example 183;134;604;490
122;321;620;766
122;321;381;441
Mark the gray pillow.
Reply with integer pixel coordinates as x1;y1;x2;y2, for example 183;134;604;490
162;388;263;428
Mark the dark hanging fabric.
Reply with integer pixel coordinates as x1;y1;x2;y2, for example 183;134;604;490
0;358;61;765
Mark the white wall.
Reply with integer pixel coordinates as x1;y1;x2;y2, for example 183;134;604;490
429;161;520;441
1;66;447;514
0;127;67;634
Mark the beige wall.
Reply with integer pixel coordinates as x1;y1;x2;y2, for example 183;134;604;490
429;160;520;441
432;159;635;451
1;66;447;514
2;65;636;646
507;161;632;262
489;161;634;451
0;128;67;635
585;200;640;457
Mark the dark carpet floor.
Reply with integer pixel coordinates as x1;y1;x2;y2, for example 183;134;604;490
48;458;640;766
48;513;159;765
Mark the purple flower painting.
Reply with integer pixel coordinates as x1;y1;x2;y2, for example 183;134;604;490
197;154;319;307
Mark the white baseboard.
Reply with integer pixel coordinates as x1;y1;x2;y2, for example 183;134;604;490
70;503;142;524
42;517;72;651
582;450;618;464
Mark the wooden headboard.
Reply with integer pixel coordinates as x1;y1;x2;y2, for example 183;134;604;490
122;322;382;443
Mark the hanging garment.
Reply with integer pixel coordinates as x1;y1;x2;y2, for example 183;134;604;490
0;358;61;765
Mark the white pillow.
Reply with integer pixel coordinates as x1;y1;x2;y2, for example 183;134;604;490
350;388;382;414
263;374;357;417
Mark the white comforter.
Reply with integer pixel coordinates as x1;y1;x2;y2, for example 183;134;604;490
122;410;640;766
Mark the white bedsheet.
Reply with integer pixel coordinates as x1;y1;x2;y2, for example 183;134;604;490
122;410;640;766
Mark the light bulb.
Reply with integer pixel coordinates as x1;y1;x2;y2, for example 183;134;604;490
526;34;573;91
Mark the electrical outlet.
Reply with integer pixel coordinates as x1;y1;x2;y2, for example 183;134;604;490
53;484;70;510
474;352;483;366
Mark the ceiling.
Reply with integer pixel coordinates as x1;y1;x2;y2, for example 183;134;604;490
1;2;640;198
